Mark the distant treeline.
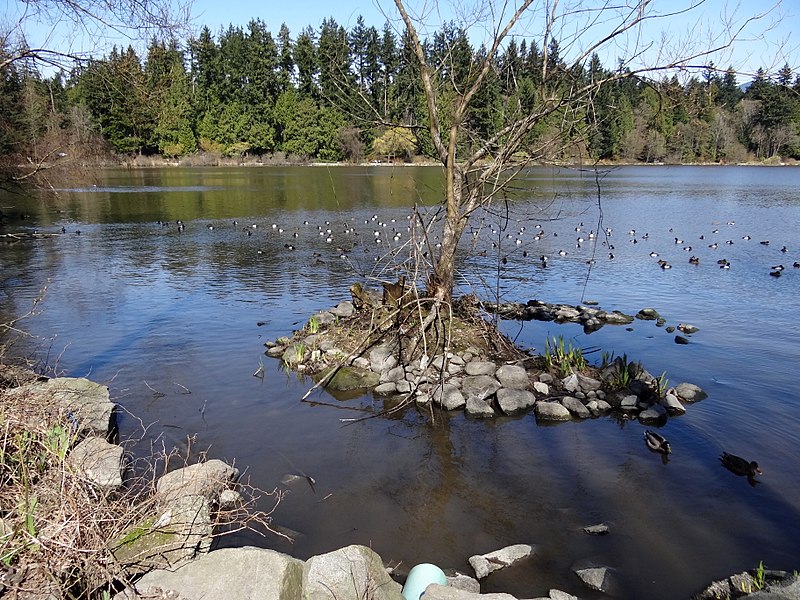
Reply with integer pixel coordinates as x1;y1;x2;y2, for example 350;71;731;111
2;16;799;165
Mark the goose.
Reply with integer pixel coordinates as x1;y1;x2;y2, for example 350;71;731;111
719;452;762;478
644;430;672;454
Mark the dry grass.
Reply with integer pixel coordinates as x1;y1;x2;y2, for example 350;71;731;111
0;374;284;599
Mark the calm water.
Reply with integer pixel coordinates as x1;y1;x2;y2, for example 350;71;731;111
1;165;799;599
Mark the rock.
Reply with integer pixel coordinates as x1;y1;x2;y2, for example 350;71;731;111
574;565;617;593
395;380;412;394
376;355;398;374
68;436;125;489
322;367;380;391
594;399;612;412
282;344;307;366
675;335;690;344
583;523;610;536
303;545;402;600
656;317;666;327
638;403;667;423
538;372;554;384
495;365;529;390
330;301;355;318
620;395;640;412
603;311;634;325
661;393;686;415
674;382;708;402
468;543;534;579
678;323;699;334
693;571;759;600
446;573;480;593
114;547;304;600
350;356;371;370
465;397;495;418
156;460;239;506
380;366;405;384
547;591;579;600
666;326;676;333
432;384;466;410
533;381;550;395
218;489;241;510
576;374;602;391
267;345;286;358
464;361;497;376
314;311;337;325
562;373;579;392
535;401;572;421
461;375;501;402
7;377;116;437
496;388;536;415
423;585;517;600
636;307;660;320
561;396;591;418
555;307;580;321
369;344;396;372
373;382;398;396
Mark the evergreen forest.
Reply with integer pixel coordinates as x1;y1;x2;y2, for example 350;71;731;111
2;16;799;167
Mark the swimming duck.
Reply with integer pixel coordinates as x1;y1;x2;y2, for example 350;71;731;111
719;452;762;477
689;256;700;264
644;430;672;454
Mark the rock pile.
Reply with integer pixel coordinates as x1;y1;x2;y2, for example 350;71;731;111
265;298;707;424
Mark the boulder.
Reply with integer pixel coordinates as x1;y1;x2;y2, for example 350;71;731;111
465;397;495;418
303;545;403;600
322;367;380;391
576;374;602;391
533;381;550;395
574;565;618;593
674;382;708;402
423;585;517;600
635;308;660;321
677;323;699;334
495;365;530;390
583;523;610;536
7;377;116;437
535;402;572;421
369;344;397;372
330;301;355;318
661;392;686;415
114;547;304;600
156;459;239;507
562;374;580;393
496;388;537;415
373;382;398;396
468;544;534;579
638;403;667;423
461;375;501;402
380;366;405;384
68;436;125;489
560;396;591;419
432;384;466;411
603;311;634;325
465;361;497;377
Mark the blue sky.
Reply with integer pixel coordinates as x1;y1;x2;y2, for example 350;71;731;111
8;0;799;80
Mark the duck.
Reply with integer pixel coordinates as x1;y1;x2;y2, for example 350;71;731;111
644;430;672;454
689;256;700;265
719;452;762;478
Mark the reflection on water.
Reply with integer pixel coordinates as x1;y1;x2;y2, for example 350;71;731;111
1;165;800;599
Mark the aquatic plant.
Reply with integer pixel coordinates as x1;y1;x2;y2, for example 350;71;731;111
544;336;587;377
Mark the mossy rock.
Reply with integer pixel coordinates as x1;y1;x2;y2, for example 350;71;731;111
317;366;380;391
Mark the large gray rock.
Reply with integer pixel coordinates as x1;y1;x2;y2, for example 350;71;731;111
369;344;397;373
576;374;602;391
465;361;497;376
495;365;530;390
661;392;686;415
432;384;466;410
496;388;537;415
638;403;667;422
465;397;495;418
560;396;591;418
380;366;406;384
156;459;239;506
674;382;707;402
303;545;403;600
574;565;617;593
535;402;572;421
461;375;501;402
8;377;116;436
330;301;355;318
115;547;304;600
423;585;518;600
68;436;125;489
533;381;550;395
468;544;534;579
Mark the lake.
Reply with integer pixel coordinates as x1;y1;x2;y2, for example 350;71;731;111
1;165;799;599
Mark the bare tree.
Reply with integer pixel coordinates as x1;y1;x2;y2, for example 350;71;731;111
389;0;785;306
1;0;193;72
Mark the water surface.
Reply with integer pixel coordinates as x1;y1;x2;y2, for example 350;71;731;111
1;165;799;599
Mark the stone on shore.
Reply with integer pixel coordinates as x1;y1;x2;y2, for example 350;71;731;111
560;396;591;418
535;401;572;421
114;547;304;600
496;388;537;415
674;382;708;402
68;436;125;489
461;375;501;401
468;544;534;579
433;384;466;410
303;545;403;600
574;565;618;593
495;365;529;389
465;361;498;376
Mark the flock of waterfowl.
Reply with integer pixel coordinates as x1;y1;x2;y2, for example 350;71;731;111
644;430;762;486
